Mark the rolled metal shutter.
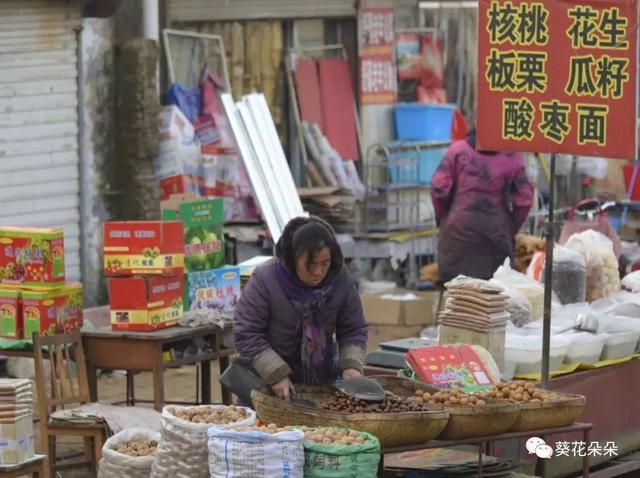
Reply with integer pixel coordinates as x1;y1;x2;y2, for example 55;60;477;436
0;0;83;281
168;0;357;23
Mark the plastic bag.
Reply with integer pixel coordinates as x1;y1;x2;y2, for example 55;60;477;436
576;156;608;180
565;230;621;301
164;83;202;122
302;429;380;478
546;245;587;305
151;405;256;478
208;426;304;478
444;275;504;294
492;258;544;322
492;281;533;327
622;271;640;293
99;428;160;478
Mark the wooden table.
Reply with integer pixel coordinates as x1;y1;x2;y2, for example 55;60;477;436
0;455;46;478
82;308;234;411
380;422;593;477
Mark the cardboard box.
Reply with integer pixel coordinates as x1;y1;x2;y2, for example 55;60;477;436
22;283;83;339
361;289;439;326
367;324;424;352
439;324;505;371
162;198;225;272
184;266;240;312
0;414;35;465
0;227;65;289
103;221;184;276
0;289;21;339
158;105;195;141
109;275;184;331
160;175;201;201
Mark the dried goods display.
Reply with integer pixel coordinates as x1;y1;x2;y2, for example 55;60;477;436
321;391;433;413
114;439;158;457
409;387;487;407
549;246;587;305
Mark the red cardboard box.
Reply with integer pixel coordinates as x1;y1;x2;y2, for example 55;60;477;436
160;175;201;201
109;275;184;331
0;289;21;339
0;227;65;289
22;283;83;339
103;221;184;276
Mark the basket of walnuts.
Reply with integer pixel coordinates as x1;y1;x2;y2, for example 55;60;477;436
478;381;586;432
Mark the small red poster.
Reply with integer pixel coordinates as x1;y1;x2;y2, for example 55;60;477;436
360;56;397;105
477;0;638;159
359;7;395;56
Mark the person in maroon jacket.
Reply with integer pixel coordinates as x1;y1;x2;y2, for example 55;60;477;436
233;217;368;401
431;128;534;282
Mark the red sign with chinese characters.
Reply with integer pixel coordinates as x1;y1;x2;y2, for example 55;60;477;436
477;0;638;159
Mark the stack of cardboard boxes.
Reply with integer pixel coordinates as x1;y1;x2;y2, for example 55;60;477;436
161;197;241;315
0;227;83;340
0;379;35;465
104;221;185;331
361;289;439;351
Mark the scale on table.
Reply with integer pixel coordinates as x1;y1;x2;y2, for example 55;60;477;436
366;337;438;369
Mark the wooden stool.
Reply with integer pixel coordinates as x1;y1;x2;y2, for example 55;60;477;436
0;455;46;478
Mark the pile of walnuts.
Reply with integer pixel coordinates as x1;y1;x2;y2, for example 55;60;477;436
169;405;247;424
300;427;369;445
114;439;158;457
481;381;558;403
410;387;487;407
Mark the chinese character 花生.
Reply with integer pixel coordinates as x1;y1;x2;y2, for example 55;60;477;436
567;6;600;48
518;3;549;45
487;1;520;44
577;104;609;145
515;51;548;93
596;56;629;98
566;56;598;96
599;8;629;48
555;441;571;457
539;101;571;143
502;98;535;141
486;49;518;90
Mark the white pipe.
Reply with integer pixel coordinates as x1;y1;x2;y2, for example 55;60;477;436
142;0;159;41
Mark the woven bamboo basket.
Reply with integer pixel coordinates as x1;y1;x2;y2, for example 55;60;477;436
250;379;449;448
370;376;521;440
437;399;521;440
510;392;586;432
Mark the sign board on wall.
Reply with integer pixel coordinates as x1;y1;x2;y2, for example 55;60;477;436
359;7;397;105
477;0;638;159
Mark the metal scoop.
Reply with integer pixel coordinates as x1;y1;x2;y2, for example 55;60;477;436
335;376;385;401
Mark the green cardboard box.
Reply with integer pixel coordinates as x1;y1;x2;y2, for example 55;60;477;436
162;198;225;272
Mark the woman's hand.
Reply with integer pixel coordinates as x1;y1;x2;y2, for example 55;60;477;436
342;368;362;379
271;377;295;401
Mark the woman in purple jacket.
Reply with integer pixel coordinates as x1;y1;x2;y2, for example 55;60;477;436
431;128;534;282
233;217;368;401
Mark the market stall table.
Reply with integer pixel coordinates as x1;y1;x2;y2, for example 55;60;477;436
82;307;234;411
380;422;593;477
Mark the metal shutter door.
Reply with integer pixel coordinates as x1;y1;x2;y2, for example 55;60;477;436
0;0;82;281
168;0;356;23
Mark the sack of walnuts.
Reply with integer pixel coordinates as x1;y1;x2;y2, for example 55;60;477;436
207;425;304;478
99;428;161;478
150;405;256;478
